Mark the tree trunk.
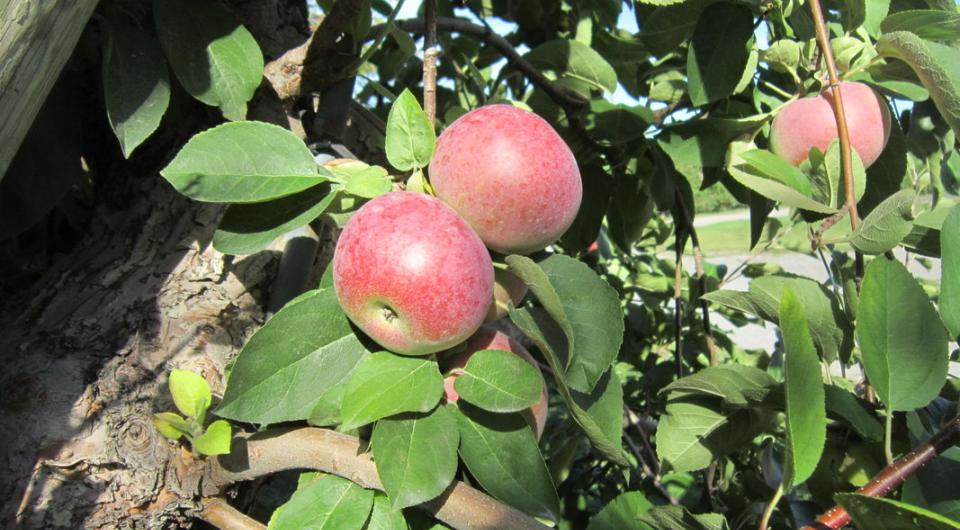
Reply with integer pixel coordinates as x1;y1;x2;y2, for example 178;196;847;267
0;1;328;527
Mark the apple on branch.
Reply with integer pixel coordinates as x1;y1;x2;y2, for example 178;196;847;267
430;104;583;255
770;81;891;168
332;191;494;356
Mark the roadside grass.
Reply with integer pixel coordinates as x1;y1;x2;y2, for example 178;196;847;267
687;215;853;256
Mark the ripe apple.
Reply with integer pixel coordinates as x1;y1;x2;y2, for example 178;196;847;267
332;191;494;355
430;104;583;255
441;326;548;440
770;81;891;168
484;268;528;322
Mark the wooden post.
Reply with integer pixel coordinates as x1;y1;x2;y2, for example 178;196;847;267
0;0;99;181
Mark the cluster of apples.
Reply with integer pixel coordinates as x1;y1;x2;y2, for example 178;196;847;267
332;104;583;437
770;81;892;169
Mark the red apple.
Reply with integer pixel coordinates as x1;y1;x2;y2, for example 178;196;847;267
770;81;891;168
430;104;583;255
332;191;494;355
441;326;549;440
484;268;528;322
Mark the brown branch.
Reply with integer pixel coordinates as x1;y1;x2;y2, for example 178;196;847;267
204;427;549;530
392;17;588;112
804;415;960;530
422;0;438;125
198;497;266;530
808;0;865;284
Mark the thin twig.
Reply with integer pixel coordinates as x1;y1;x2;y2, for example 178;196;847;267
390;17;587;111
808;0;865;285
421;0;438;125
675;191;717;366
198;497;266;530
204;427;549;530
674;227;685;379
803;415;960;530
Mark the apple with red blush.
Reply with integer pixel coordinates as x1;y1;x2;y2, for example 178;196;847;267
332;191;494;355
430;104;583;255
770;81;891;168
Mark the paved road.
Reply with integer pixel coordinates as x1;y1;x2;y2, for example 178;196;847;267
676;210;942;354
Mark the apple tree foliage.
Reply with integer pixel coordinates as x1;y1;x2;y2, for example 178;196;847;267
5;0;960;528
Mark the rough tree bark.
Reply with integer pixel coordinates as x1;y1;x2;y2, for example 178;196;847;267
0;1;348;527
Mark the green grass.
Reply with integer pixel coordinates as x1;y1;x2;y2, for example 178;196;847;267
687;216;853;256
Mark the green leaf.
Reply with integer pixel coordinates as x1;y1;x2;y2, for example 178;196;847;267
509;307;626;464
169;369;211;420
385;89;435;171
726;142;836;214
340;352;444;431
371;407;459;509
877;32;960;136
340;167;393;199
858;258;949;411
268;473;374;530
152;412;193;441
161;121;329;203
584;100;653;146
588;491;655;530
740;149;814;198
660;365;777;408
836;493;960;530
881;10;960;41
454;349;543;413
364;493;409;530
824;385;884;442
940;205;960;339
780;288;826;489
454;403;560;521
686;2;755;106
639;1;712;57
637;505;730;530
506;254;623;393
213;184;338;255
657;395;771;473
154;0;263;120
761;39;802;74
849;189;916;254
860;121;908;218
813;139;867;209
193;419;232;455
704;275;852;363
217;289;371;424
560;165;612;253
524;39;617;94
101;20;170;158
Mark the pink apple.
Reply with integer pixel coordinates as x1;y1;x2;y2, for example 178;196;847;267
430;104;583;255
770;81;892;168
484;268;528;323
332;191;494;355
441;326;549;440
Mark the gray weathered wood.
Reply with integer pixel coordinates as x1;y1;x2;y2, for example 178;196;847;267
0;0;99;182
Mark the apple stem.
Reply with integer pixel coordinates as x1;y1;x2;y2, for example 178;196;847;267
807;0;865;285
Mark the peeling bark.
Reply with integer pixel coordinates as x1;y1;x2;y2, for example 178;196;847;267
0;1;320;527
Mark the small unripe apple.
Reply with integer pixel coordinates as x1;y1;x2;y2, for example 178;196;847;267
484;269;528;322
770;81;891;168
442;326;548;439
333;191;494;355
430;104;583;255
